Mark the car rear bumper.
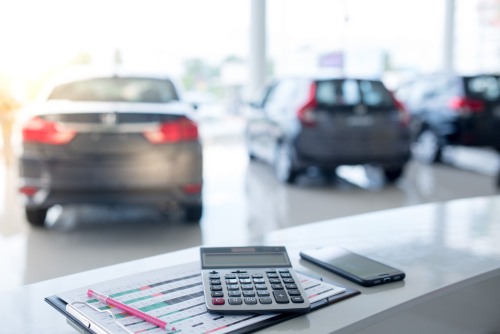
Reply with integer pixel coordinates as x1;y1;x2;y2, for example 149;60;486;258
294;131;412;168
19;142;203;208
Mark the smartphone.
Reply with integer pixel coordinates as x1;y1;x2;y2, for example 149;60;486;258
300;246;405;287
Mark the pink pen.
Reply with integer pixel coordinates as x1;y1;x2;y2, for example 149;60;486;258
87;289;173;331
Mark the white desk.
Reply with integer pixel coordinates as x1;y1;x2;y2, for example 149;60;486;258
2;196;500;333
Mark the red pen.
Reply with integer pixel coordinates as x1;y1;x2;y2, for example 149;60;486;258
87;289;174;331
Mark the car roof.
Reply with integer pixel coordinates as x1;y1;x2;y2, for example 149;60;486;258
47;65;175;86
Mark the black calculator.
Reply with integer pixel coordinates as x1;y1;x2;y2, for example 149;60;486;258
200;246;311;314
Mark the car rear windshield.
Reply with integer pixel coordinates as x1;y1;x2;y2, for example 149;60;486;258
48;78;178;103
315;79;394;108
465;75;500;101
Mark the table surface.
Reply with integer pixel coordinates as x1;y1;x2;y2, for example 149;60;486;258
3;196;500;334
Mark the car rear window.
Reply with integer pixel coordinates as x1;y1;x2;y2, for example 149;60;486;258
48;78;178;103
315;79;394;108
465;75;500;101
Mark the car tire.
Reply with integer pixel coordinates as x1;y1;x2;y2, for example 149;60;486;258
384;166;404;182
185;205;203;223
274;143;298;184
25;208;48;227
413;129;442;164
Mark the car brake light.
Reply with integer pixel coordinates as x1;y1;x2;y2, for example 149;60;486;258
448;97;485;114
20;186;39;196
389;92;411;127
183;184;202;194
22;116;77;145
143;116;199;144
297;82;318;127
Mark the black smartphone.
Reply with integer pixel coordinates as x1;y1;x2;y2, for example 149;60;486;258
300;246;405;287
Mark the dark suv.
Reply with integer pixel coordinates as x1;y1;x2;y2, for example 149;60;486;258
245;77;412;183
396;74;500;163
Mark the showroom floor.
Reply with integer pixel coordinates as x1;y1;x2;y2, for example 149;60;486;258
1;118;499;291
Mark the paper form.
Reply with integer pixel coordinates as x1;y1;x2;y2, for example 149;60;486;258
58;268;346;334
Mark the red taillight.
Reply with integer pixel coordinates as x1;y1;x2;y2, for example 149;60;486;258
143;116;199;144
448;97;485;114
20;186;39;196
297;82;318;127
389;92;411;127
22;116;77;145
183;184;202;194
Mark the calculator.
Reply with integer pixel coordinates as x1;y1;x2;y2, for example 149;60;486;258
200;246;311;314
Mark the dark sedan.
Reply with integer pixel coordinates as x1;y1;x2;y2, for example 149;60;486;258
246;76;412;183
19;67;203;226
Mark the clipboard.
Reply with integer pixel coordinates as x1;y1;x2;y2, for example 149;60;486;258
45;271;360;334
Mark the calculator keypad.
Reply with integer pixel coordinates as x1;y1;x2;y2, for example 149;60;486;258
204;268;308;313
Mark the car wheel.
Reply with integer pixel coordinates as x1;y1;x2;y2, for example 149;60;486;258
384;166;404;182
274;143;297;183
185;205;203;223
25;208;48;227
413;130;442;163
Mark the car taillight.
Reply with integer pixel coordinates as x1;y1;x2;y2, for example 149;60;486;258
389;92;411;127
19;186;39;196
183;184;202;194
297;82;318;127
22;116;77;145
448;97;485;114
143;116;198;144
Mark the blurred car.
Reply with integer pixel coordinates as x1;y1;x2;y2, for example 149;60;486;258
396;74;500;163
245;76;412;183
19;66;203;226
184;91;226;121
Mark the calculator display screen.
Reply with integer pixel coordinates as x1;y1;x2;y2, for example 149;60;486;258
203;253;289;267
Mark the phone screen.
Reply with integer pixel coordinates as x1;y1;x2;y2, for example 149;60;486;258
303;247;398;278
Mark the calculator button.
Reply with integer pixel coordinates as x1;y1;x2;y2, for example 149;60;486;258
239;279;251;284
209;274;220;279
273;291;289;303
210;286;222;291
280;273;292;278
226;279;237;284
255;284;267;290
257;290;270;296
265;269;277;273
267;273;279;278
271;284;284;290
210;280;221;285
278;269;289;273
269;278;281;284
228;291;241;297
291;296;304;303
244;297;258;305
288;290;301;296
225;274;236;279
243;290;255;297
228;297;242;305
252;273;263;278
259;297;272;304
211;291;224;297
238;274;250;279
283;278;295;283
241;284;253;290
285;284;298;289
253;278;265;283
227;285;239;290
212;298;225;305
